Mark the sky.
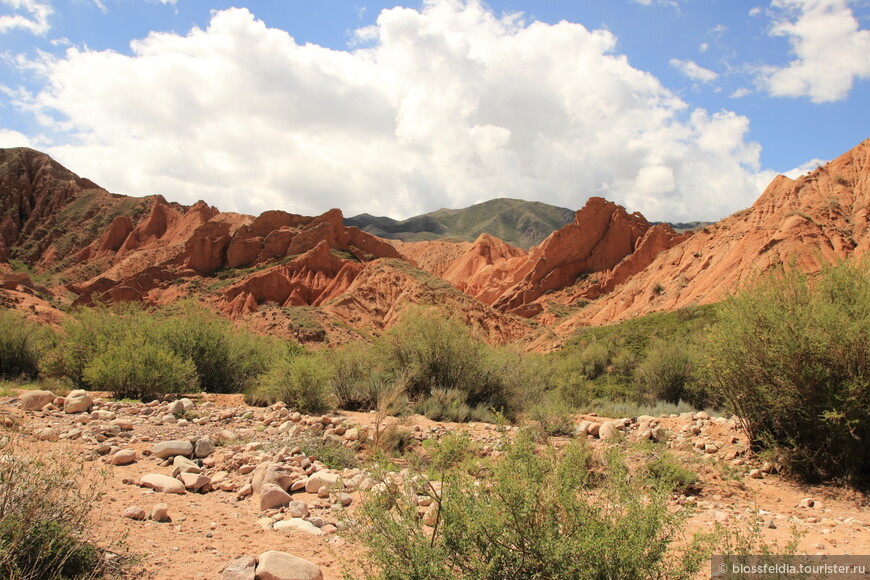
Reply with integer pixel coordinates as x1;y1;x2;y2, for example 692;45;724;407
0;0;868;222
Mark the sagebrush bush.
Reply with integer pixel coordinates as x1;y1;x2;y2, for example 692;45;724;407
82;334;198;400
328;345;384;411
155;301;278;393
634;340;697;404
351;432;708;580
249;354;332;413
707;260;870;483
41;305;131;387
43;302;277;398
377;312;497;405
0;310;48;380
0;434;121;579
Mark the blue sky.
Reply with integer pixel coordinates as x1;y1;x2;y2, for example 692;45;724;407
0;0;868;221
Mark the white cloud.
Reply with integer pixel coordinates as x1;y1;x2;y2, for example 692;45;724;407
632;0;680;8
730;87;752;98
760;0;870;102
0;128;34;147
698;42;709;53
12;1;771;222
783;157;826;178
0;0;52;35
669;58;719;82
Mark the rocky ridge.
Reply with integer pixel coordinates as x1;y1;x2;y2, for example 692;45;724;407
1;140;869;348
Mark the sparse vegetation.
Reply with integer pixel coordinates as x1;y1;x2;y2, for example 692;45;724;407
706;260;870;484
350;432;710;580
0;433;123;579
0;310;48;381
42;302;277;400
248;352;332;413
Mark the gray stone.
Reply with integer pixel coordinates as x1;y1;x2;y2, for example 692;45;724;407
167;400;185;415
140;473;186;494
150;503;171;522
152;440;194;459
63;390;93;414
222;555;257;580
19;390;55;411
110;449;137;466
194;437;216;458
122;506;146;520
273;518;324;536
259;483;292;510
286;501;309;518
256;550;323;580
304;472;342;494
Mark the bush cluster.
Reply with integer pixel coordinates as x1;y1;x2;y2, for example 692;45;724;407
0;310;49;381
0;434;120;579
351;432;709;580
41;302;278;400
706;261;869;483
246;308;548;418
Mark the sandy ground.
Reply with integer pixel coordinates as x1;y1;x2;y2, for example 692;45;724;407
3;392;869;579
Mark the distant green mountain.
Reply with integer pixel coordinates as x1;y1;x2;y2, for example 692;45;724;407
346;198;576;250
650;221;714;233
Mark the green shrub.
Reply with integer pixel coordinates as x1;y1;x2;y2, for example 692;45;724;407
351;433;707;580
0;434;122;579
374;311;524;419
328;345;383;411
0;310;48;380
249;354;332;413
528;394;576;437
706;261;870;483
42;303;277;397
155;301;277;393
634;340;697;404
82;334;197;400
641;452;699;493
41;305;130;387
290;433;358;470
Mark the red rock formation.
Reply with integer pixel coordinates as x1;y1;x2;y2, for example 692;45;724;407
219;240;367;315
489;197;656;316
550;138;870;332
321;258;529;343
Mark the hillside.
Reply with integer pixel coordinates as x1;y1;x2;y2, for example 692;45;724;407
1;140;868;349
0;148;527;345
345;198;575;249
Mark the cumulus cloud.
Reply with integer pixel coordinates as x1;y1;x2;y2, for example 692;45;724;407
783;157;826;178
669;58;719;82
0;0;52;35
760;0;870;102
12;1;772;221
0;128;34;148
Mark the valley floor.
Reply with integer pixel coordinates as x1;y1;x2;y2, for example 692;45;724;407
2;391;869;579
